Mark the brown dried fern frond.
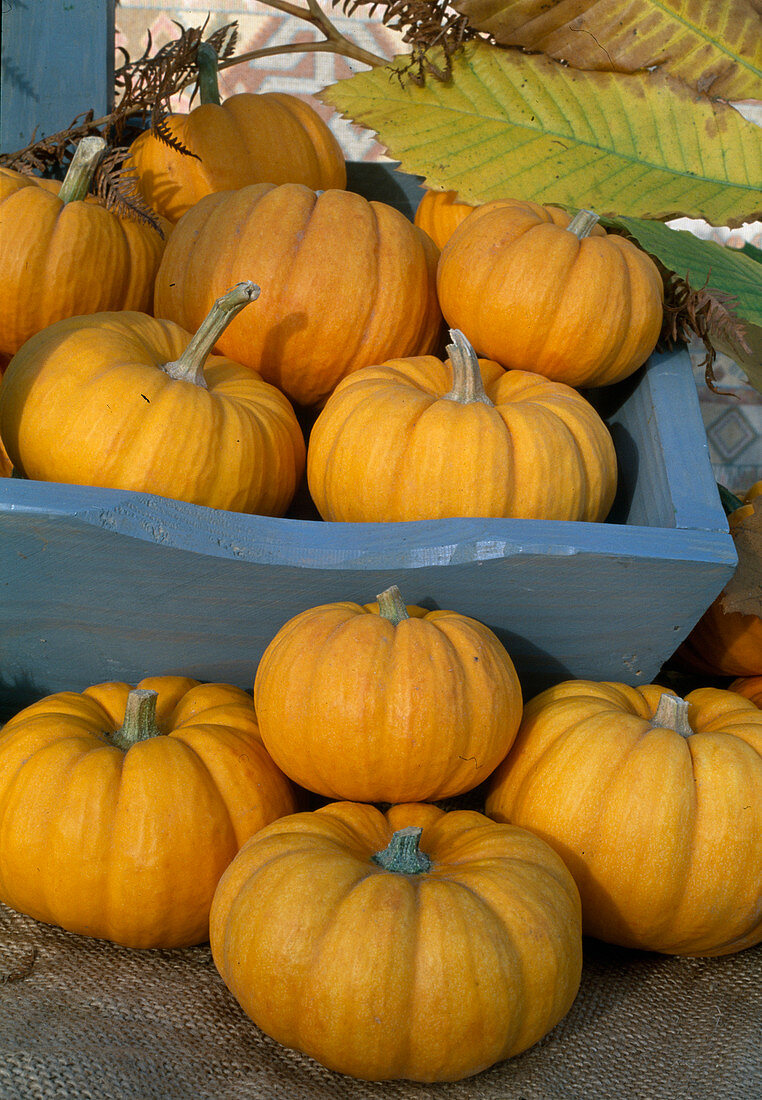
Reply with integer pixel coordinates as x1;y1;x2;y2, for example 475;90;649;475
93;147;165;235
332;0;479;83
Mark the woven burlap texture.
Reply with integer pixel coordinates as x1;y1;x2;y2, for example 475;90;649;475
0;902;759;1100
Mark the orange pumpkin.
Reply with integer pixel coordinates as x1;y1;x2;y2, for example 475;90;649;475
0;677;299;948
730;676;762;707
153;182;442;407
210;800;582;1082
0;282;306;515
436;201;664;387
307;328;618;522
253;584;523;803
678;484;762;676
127;43;346;224
0;137;167;358
413;188;476;249
486;681;762;956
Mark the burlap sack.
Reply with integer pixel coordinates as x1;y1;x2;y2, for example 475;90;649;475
1;901;759;1100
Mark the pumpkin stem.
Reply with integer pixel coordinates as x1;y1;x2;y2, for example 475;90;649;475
58;136;107;205
160;281;260;388
197;42;222;106
443;329;493;407
650;693;693;739
567;210;600;240
376;584;409;625
110;688;162;751
372;826;432;875
717;482;745;517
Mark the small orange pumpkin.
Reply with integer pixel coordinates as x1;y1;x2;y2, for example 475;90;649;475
0;677;299;948
127;43;346;224
307;328;618;523
0;137;167;358
730;676;762;707
153;183;442;407
486;681;762;956
413;188;477;248
437;201;664;387
210;800;582;1082
0;282;306;515
253;584;523;803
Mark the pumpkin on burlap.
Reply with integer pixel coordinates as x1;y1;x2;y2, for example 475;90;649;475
153;182;442;407
0;677;298;948
436;201;663;387
0;137;167;359
209;800;582;1083
127;43;346;224
253;584;523;803
0;282;306;516
486;681;762;957
306;328;617;523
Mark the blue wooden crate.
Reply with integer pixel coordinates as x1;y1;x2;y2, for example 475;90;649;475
0;164;737;712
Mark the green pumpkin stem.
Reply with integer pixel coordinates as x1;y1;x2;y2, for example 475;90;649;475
161;281;260;388
372;827;432;874
197;42;222;106
567;209;600;240
58;136;107;204
650;693;693;739
443;329;493;406
717;482;745;517
376;584;409;625
110;688;162;751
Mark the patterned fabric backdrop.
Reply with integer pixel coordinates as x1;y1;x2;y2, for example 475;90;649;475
116;1;762;496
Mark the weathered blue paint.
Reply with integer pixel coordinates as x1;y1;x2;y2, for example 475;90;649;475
0;0;115;154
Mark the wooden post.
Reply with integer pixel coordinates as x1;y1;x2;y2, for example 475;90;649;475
0;0;115;155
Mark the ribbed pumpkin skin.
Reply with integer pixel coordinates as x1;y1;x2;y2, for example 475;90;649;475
153;184;443;407
730;676;762;707
0;311;306;515
0;677;299;948
128;92;346;224
413;188;476;249
0;166;166;357
437;200;664;387
307;355;617;522
485;682;762;956
209;801;582;1082
253;599;523;802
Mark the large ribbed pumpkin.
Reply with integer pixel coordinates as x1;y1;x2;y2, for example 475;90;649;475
253;584;523;803
153;183;442;407
0;282;305;515
307;328;617;523
0;677;298;948
437;202;663;387
127;43;345;224
0;138;167;358
413;188;477;249
486;681;762;957
209;800;582;1082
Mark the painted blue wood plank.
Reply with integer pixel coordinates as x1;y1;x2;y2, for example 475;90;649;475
0;0;115;154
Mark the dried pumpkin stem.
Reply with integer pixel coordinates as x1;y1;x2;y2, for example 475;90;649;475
376;585;409;625
443;329;492;407
161;281;260;388
650;693;693;739
197;42;222;106
57;136;107;204
567;210;600;240
110;688;162;751
372;827;432;875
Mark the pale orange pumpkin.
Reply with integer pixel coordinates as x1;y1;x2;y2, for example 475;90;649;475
127;43;346;224
307;328;618;522
0;282;306;515
253;584;523;803
437;201;664;387
486;681;762;956
210;800;582;1082
0;137;167;358
153;182;443;407
413;188;477;248
0;677;299;948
